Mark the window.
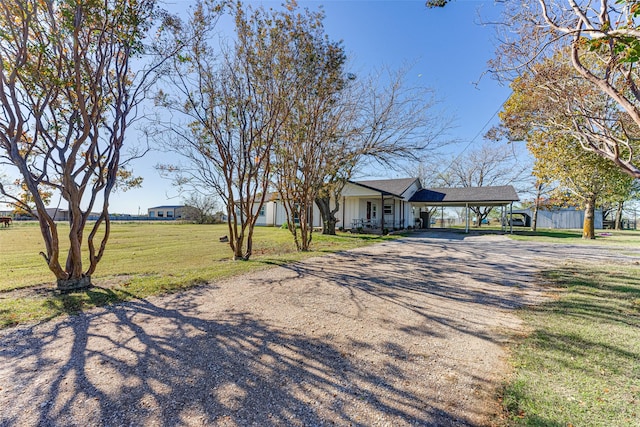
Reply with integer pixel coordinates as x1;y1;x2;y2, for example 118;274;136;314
291;203;301;223
157;211;163;218
259;206;266;216
149;211;155;218
383;205;392;215
167;211;173;218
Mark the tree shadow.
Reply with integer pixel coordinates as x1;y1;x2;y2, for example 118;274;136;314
273;235;640;348
539;264;640;327
4;233;625;426
0;290;473;426
271;241;545;344
501;259;640;425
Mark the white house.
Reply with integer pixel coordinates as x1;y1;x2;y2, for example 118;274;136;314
255;193;323;227
255;178;520;232
339;178;420;230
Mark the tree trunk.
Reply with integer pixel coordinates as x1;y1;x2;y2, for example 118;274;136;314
582;197;596;239
33;201;93;291
471;207;481;227
615;201;624;230
315;195;338;235
324;216;337;235
57;275;92;292
532;183;542;232
299;207;312;252
65;198;86;285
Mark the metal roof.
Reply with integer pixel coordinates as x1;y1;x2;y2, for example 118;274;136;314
409;185;519;206
148;205;185;209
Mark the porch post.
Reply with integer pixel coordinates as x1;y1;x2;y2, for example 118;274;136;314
342;196;345;230
510;202;513;234
465;203;469;233
393;198;396;230
380;194;384;234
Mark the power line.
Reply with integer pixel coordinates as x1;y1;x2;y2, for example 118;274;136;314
441;93;511;175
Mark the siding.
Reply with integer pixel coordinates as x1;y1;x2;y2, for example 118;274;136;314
533;209;603;229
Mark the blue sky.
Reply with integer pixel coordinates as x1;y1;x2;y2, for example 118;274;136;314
120;0;513;215
2;0;514;214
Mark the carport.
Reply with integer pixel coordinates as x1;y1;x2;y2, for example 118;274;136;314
408;185;520;233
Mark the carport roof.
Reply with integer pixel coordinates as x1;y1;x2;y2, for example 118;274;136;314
409;185;519;206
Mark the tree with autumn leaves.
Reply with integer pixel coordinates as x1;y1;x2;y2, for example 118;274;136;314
499;51;638;238
529;0;640;179
156;1;301;260
0;0;177;289
432;1;640;180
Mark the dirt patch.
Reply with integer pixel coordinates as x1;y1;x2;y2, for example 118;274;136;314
0;283;57;300
0;275;136;300
0;233;632;426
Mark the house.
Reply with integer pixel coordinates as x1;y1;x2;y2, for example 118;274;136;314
340;178;421;230
511;207;604;229
255;193;323;227
148;205;185;220
254;178;520;233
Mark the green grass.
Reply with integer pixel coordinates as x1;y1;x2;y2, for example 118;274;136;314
436;225;640;245
508;228;640;246
0;221;397;327
501;262;640;426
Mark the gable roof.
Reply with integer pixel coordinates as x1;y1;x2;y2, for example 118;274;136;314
409;185;519;206
352;178;421;198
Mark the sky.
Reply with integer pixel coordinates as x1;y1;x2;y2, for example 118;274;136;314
2;0;517;215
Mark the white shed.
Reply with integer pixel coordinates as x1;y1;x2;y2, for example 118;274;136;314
512;208;603;229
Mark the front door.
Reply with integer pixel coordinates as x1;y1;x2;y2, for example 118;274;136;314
366;202;371;220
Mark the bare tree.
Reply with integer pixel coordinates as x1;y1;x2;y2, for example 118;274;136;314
182;192;219;224
314;68;451;235
434;142;530;227
531;181;544;232
156;2;294;260
0;0;175;290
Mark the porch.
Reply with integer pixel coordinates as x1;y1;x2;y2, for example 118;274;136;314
343;196;412;233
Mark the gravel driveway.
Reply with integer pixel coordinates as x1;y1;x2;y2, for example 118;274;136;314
0;232;634;426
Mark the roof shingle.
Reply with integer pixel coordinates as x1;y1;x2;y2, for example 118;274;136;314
352;178;420;197
409;186;519;205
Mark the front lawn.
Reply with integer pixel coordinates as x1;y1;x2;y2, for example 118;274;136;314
508;228;640;245
0;221;397;327
501;261;640;426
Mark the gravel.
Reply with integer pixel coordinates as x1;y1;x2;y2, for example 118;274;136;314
1;231;633;426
